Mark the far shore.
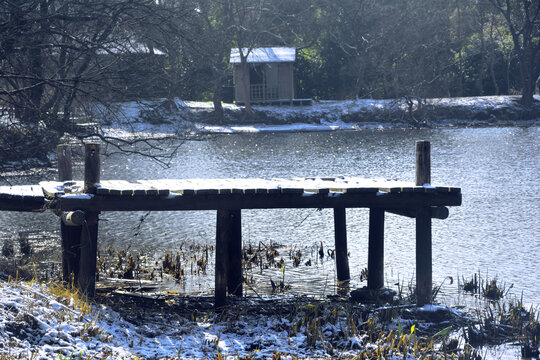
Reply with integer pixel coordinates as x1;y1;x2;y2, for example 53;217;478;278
100;95;540;137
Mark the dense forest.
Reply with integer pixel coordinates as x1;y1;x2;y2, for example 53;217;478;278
1;0;539;162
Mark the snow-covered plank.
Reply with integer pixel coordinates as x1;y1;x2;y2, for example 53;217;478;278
140;179;220;195
39;181;66;198
0;185;44;198
98;180;159;196
135;180;170;196
62;181;85;194
221;178;279;194
288;177;380;194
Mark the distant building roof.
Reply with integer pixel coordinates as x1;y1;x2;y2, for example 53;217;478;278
230;47;295;64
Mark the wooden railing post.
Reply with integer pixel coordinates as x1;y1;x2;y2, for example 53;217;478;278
57;145;81;285
333;207;350;281
367;208;385;289
416;140;432;306
79;142;100;298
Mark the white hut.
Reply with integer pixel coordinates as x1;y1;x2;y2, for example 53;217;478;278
230;47;298;105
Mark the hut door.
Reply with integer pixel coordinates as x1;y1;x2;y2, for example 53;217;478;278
265;64;278;99
249;65;264;100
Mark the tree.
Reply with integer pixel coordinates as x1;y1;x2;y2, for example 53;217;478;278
487;0;540;105
0;0;187;165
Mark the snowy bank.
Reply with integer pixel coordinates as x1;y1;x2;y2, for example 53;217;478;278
97;96;540;138
0;280;479;360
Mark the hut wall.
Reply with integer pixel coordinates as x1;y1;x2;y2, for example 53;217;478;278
233;64;247;103
278;63;294;99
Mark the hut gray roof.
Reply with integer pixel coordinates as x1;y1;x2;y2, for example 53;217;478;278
229;47;295;64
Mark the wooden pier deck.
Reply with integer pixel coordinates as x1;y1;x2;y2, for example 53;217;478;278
0;177;460;212
0;141;462;307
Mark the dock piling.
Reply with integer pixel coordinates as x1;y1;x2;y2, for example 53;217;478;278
58;145;81;284
367;208;385;290
333;207;350;281
215;210;227;307
415;140;432;306
226;210;242;297
79;143;100;297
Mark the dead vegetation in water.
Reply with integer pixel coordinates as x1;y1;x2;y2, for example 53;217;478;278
460;273;512;301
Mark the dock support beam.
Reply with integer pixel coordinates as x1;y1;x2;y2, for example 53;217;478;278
368;208;385;290
415;140;432;306
216;209;242;307
333;207;350;281
58;145;81;285
79;143;100;298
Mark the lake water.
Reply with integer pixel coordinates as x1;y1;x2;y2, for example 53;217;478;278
1;126;539;306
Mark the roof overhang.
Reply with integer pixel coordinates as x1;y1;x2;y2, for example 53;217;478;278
230;47;295;64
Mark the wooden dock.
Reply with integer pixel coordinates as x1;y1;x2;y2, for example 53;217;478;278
0;141;461;306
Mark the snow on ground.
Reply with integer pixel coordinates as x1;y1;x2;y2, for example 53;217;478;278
0;280;371;359
97;96;540;138
2;279;474;359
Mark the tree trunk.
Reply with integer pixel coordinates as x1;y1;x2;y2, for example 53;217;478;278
488;16;499;95
519;48;536;106
213;80;224;123
240;59;253;117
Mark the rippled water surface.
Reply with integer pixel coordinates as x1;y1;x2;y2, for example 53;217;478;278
1;127;539;305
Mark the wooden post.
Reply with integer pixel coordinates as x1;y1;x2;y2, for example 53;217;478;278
57;145;72;182
416;141;431;186
83;143;101;194
415;140;432;306
79;143;100;297
215;210;228;307
227;210;242;297
58;145;81;284
215;209;243;307
333;207;350;281
367;208;385;289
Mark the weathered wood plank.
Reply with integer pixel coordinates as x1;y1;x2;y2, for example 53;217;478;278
0;186;46;211
387;206;449;219
135;180;170;196
56;190;461;212
98;180;159;196
39;177;460;198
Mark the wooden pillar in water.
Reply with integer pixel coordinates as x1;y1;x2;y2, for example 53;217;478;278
58;145;81;284
79;143;100;298
333;207;350;281
367;208;385;289
227;210;242;297
215;209;243;307
415;140;432;306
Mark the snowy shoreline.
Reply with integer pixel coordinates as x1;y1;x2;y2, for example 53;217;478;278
99;95;540;138
0;279;486;360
